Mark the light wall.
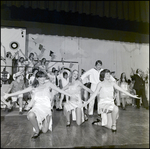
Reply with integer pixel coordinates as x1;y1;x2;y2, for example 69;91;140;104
26;33;149;79
1;20;149;79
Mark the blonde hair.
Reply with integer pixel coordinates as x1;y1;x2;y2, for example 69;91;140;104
69;69;79;82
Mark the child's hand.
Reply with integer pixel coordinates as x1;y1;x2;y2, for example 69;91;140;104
133;95;140;99
24;106;30;111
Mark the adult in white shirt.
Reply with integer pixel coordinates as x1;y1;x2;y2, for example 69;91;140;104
81;60;115;115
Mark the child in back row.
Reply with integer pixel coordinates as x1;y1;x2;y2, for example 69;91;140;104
5;71;25;114
118;72;128;110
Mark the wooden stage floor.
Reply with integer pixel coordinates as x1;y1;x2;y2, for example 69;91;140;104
1;105;149;148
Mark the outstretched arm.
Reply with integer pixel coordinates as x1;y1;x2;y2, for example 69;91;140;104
62;83;70;91
24;98;35;110
47;81;72;97
78;80;93;94
113;82;140;99
3;86;33;99
80;82;101;108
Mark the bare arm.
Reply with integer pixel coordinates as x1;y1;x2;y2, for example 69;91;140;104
1;44;6;59
1;56;6;63
24;98;35;110
113;82;140;99
11;49;20;59
62;83;70;91
47;81;72;97
19;49;28;60
4;86;33;99
78;80;93;94
81;82;101;108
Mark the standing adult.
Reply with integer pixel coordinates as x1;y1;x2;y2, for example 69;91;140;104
81;60;115;115
132;69;149;109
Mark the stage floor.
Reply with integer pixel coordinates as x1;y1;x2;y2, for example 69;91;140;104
1;105;149;148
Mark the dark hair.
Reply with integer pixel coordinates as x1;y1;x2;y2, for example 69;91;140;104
6;52;12;58
41;58;46;64
95;60;102;66
52;67;56;73
32;71;46;87
120;72;128;83
81;69;85;75
63;71;68;77
29;53;34;59
127;79;131;85
136;69;139;74
19;57;24;62
100;69;110;81
36;71;47;78
32;67;39;73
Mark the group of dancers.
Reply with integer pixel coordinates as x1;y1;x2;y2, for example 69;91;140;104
2;57;141;139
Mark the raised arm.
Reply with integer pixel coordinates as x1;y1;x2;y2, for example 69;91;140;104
1;44;6;59
1;56;6;64
11;49;20;59
113;82;140;99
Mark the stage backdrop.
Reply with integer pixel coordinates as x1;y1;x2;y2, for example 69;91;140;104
26;34;149;79
1;27;26;58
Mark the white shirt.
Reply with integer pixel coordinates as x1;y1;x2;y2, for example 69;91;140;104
81;68;115;84
81;68;103;84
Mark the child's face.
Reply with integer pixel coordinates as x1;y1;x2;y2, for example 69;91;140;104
105;72;110;80
37;76;46;85
72;71;78;80
64;74;68;79
20;58;24;63
122;78;125;82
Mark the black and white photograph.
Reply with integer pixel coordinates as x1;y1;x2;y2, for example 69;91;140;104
1;1;149;148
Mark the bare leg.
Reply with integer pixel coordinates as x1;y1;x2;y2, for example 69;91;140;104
59;94;64;109
76;108;82;125
111;105;119;131
41;115;50;133
132;98;135;106
55;94;60;109
64;105;71;126
121;97;126;110
27;112;39;134
18;97;23;112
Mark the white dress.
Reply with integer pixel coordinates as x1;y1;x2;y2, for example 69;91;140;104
98;82;119;129
64;84;84;122
28;83;52;131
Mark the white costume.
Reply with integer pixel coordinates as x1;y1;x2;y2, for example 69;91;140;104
98;82;119;129
64;83;84;123
27;82;52;131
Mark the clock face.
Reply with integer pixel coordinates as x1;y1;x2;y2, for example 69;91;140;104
10;41;19;49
